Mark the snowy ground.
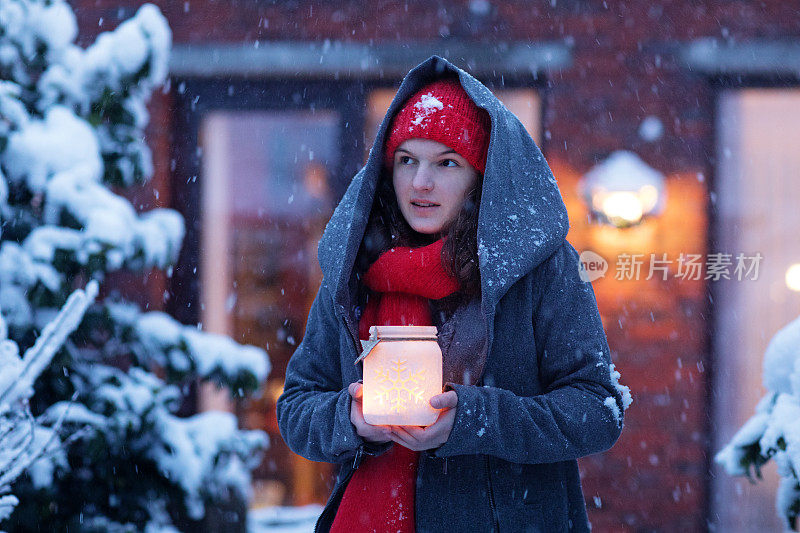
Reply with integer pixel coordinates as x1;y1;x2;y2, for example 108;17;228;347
247;505;323;533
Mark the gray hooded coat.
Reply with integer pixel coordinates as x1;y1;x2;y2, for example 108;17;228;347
276;55;626;533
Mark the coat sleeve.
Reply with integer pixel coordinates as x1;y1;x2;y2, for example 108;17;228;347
276;283;392;464
431;241;628;464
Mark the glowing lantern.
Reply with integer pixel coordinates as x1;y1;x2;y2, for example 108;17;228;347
354;325;442;426
579;151;666;228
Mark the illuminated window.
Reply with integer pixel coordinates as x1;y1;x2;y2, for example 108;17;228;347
199;109;339;508
712;88;800;532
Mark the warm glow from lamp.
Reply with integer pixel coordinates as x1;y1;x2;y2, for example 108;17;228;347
786;264;800;292
639;184;659;212
598;191;645;227
357;325;442;426
579;151;666;228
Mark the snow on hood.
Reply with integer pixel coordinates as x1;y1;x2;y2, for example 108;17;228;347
317;55;570;311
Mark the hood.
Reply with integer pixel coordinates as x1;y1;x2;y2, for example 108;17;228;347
317;55;570;314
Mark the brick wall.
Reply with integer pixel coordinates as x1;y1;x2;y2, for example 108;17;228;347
70;1;800;529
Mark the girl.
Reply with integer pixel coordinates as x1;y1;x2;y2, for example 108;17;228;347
277;55;627;533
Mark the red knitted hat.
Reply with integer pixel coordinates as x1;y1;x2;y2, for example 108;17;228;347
384;77;491;174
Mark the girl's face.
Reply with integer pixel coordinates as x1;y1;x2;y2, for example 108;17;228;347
392;138;480;236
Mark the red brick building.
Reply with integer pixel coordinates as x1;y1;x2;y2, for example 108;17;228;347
72;1;800;531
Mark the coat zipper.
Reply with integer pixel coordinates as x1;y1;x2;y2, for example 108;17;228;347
313;466;354;533
314;445;365;533
485;456;500;532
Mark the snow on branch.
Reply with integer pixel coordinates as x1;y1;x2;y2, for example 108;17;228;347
0;281;98;406
716;315;800;530
134;311;270;394
0;281;98;523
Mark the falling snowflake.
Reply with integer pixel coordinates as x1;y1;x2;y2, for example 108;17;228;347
373;358;427;413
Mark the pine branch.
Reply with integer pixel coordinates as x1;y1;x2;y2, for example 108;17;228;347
0;281;98;407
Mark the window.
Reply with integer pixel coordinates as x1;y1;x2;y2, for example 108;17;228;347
199;108;340;507
711;88;800;532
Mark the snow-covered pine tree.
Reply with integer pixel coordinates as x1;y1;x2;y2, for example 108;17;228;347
716;316;800;531
0;2;270;530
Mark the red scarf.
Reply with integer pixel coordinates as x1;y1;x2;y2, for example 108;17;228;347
330;238;460;532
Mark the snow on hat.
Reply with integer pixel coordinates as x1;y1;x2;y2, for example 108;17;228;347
383;77;491;175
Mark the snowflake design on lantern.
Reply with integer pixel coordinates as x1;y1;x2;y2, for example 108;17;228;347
373;357;427;413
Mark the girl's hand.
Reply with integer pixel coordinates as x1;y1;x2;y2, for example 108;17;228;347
348;382;393;444
387;390;458;452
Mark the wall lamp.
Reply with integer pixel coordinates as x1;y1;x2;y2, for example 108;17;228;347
578;151;666;228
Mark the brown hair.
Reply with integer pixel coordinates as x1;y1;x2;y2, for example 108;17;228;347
354;166;482;313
